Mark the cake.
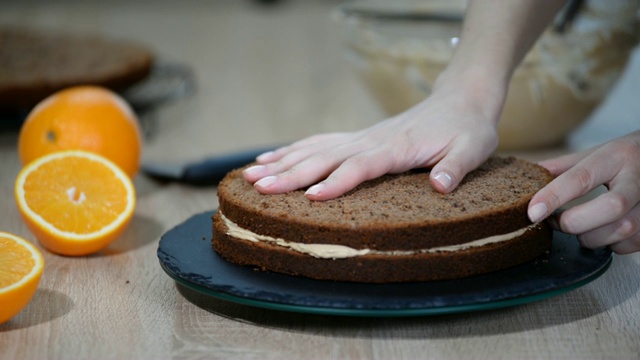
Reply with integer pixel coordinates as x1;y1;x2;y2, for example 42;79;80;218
0;27;153;109
212;156;554;283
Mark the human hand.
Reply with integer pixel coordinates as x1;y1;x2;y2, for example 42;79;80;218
242;80;502;200
528;130;640;254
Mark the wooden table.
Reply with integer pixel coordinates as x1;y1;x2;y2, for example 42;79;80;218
1;1;639;359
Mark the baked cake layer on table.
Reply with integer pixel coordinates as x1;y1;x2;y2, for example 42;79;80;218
0;27;153;108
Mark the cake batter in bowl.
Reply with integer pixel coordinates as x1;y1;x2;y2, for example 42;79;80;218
335;0;639;150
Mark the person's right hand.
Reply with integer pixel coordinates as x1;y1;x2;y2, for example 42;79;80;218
242;77;504;200
529;130;640;254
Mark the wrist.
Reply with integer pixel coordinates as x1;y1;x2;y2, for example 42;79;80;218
432;63;510;126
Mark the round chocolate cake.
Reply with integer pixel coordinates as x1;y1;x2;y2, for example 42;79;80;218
0;26;153;109
213;156;554;283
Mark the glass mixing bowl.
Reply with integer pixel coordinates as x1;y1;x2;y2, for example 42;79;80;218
334;0;639;150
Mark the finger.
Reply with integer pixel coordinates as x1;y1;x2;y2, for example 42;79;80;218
574;202;640;249
253;142;366;195
243;147;317;182
255;148;285;164
552;172;640;234
428;134;497;193
244;136;348;182
528;149;623;223
609;233;640;254
255;143;298;164
255;133;346;164
304;146;398;200
537;148;595;175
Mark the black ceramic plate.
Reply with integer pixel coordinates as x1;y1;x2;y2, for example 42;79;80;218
157;210;612;317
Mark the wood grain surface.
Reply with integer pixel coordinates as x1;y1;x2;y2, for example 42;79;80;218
1;1;638;359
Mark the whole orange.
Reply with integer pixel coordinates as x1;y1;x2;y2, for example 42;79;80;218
18;85;142;178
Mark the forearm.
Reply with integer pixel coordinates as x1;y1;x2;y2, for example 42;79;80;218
454;0;566;80
434;0;567;121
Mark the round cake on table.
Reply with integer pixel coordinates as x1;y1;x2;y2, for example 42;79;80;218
0;26;154;109
213;156;554;283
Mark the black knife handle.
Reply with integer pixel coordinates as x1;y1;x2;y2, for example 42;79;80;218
182;146;276;186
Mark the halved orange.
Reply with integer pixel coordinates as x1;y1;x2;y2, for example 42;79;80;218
0;231;45;324
15;150;136;256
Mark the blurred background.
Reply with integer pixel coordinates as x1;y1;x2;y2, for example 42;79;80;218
1;0;638;164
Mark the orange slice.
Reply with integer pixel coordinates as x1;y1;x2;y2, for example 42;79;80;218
0;231;45;324
15;150;136;256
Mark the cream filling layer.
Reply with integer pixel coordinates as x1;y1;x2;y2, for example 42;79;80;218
221;212;536;259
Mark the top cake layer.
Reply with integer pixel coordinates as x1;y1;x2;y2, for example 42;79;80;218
217;156;554;251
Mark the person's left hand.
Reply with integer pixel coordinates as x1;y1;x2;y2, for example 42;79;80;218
241;78;502;200
528;130;640;254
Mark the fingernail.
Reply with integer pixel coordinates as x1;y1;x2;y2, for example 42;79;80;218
254;175;277;188
433;172;453;191
305;183;326;197
256;151;274;162
528;202;548;223
243;165;265;177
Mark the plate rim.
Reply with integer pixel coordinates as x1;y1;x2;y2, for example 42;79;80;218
158;210;613;317
160;259;611;317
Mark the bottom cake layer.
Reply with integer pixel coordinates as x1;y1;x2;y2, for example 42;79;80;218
212;213;553;283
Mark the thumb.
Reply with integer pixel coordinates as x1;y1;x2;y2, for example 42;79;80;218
429;155;496;193
429;149;493;193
